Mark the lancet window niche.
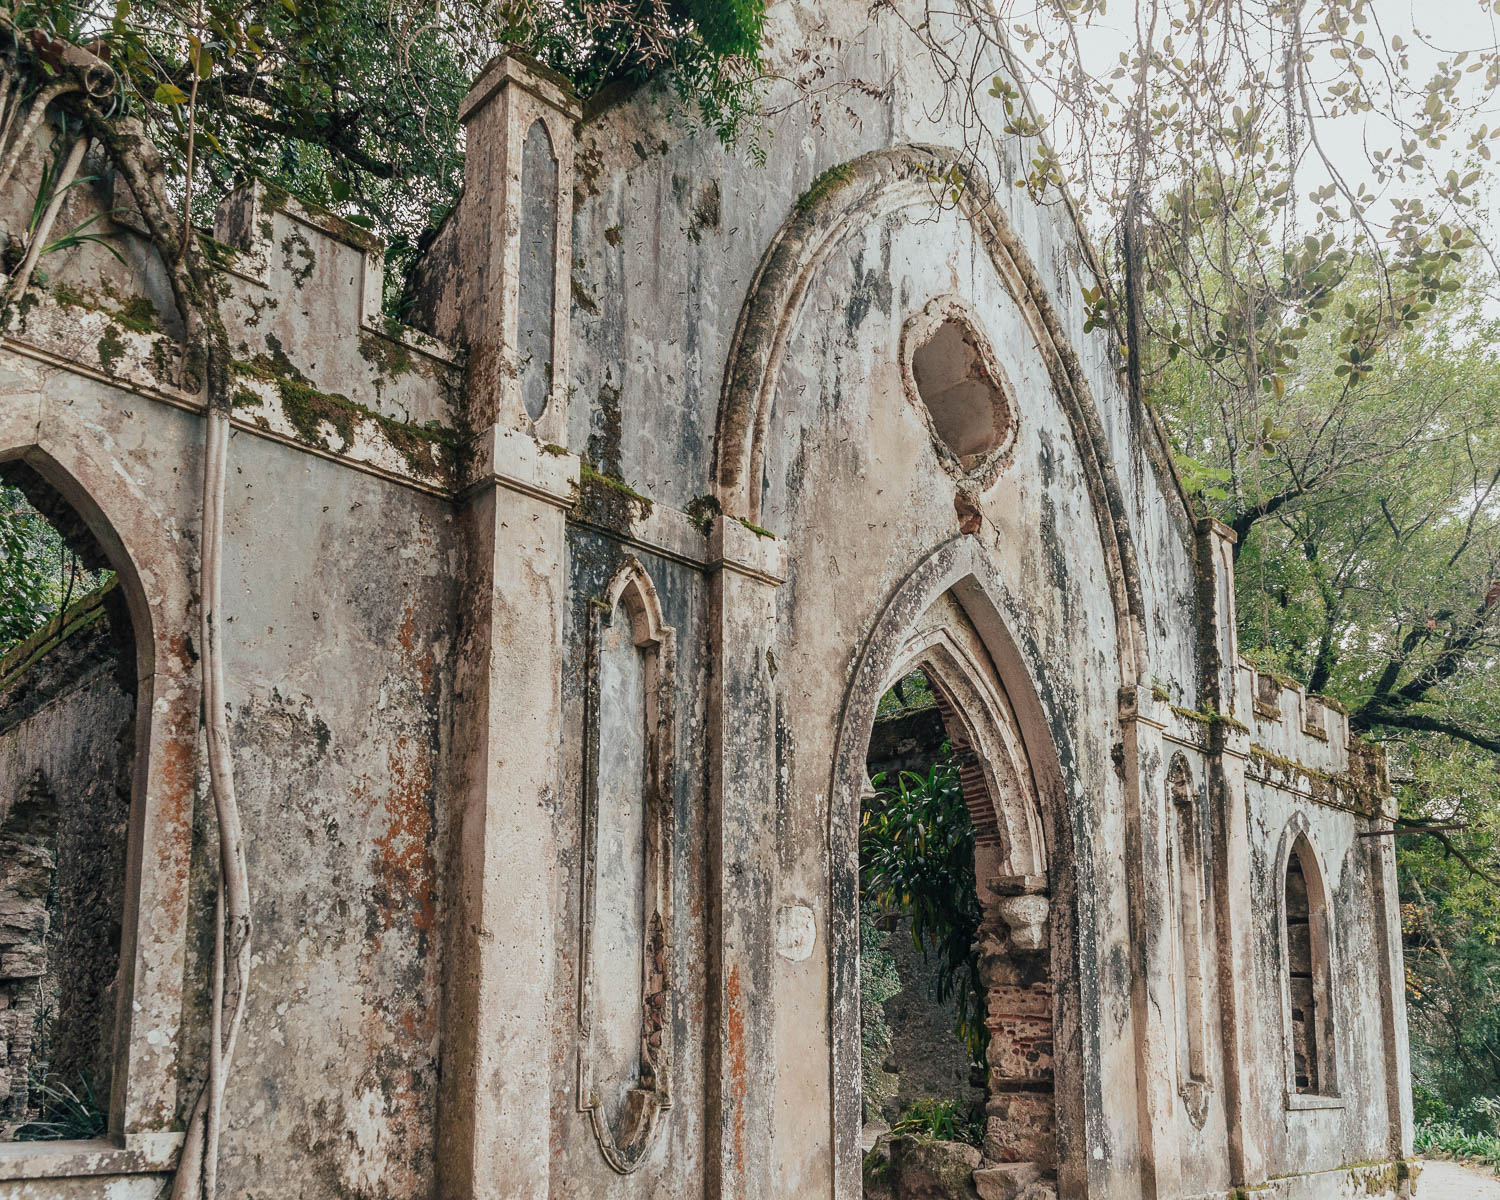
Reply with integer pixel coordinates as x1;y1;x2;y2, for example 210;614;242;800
1280;822;1338;1100
577;559;676;1172
1167;754;1212;1126
518;118;559;423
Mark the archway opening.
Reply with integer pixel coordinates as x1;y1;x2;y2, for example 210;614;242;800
0;460;135;1142
858;657;1057;1200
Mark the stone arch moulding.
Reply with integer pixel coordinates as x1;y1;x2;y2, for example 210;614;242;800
577;557;677;1173
1274;813;1341;1108
711;143;1152;686
1166;752;1212;1129
893;626;1045;879
0;433;197;1170
826;535;1091;1200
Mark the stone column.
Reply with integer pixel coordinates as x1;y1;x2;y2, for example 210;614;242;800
1117;682;1179;1200
452;53;578;442
1195;517;1261;1186
1364;746;1413;1164
438;429;578;1200
705;516;785;1200
434;54;582;1200
977;877;1056;1171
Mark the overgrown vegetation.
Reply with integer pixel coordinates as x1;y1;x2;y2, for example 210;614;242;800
8;0;766;303
0;485;111;655
1414;1091;1500;1173
861;757;987;1064
887;1096;984;1148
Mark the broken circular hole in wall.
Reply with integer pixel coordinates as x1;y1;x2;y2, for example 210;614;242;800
902;297;1018;486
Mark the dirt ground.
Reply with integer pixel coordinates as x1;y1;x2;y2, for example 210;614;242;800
1420;1158;1500;1198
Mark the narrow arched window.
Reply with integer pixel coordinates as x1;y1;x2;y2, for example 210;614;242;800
518;118;558;422
1284;833;1335;1095
1169;755;1209;1120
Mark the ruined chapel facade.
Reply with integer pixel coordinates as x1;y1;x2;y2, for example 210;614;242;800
0;5;1414;1198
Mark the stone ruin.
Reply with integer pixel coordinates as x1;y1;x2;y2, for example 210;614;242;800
0;3;1416;1197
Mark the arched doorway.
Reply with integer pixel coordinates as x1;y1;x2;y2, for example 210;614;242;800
0;455;141;1142
827;540;1083;1200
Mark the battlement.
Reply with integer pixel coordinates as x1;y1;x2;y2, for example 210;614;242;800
1237;661;1349;776
0;146;462;494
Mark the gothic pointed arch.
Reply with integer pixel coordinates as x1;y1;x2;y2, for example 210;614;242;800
1276;815;1339;1102
577;557;677;1172
711;144;1176;687
0;427;198;1154
828;535;1090;1199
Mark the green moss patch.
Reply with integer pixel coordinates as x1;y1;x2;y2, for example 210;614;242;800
232;357;456;477
796;161;858;215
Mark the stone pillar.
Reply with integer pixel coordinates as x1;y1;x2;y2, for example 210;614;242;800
437;425;579;1199
1195;517;1261;1186
977;877;1056;1170
1117;683;1179;1200
1364;746;1414;1163
454;53;578;444
705;516;785;1200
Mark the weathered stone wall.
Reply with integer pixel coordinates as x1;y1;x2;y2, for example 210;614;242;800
0;149;460;1194
0;2;1413;1196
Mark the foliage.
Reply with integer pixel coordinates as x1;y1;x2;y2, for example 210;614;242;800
1415;1096;1500;1172
496;0;765;146
13;1074;109;1141
887;1096;983;1148
889;0;1500;407
0;485;109;655
861;758;987;1063
860;895;902;1118
10;0;766;301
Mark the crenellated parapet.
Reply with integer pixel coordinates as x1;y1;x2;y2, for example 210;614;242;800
1;159;463;494
1237;663;1389;819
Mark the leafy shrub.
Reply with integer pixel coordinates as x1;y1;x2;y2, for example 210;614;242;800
888;1097;984;1148
861;758;987;1062
1413;1083;1451;1126
1415;1119;1500;1170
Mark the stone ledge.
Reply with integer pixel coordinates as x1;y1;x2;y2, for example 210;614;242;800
0;1132;181;1180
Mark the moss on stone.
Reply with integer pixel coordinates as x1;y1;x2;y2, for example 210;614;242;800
1170;704;1249;734
572;276;600;315
112;295;159;335
579;462;652;511
96;327;126;373
233;355;455;476
737;516;775;538
358;330;414;379
796;162;858;214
